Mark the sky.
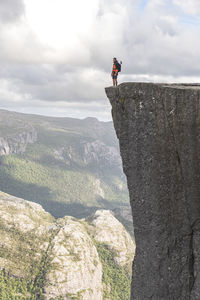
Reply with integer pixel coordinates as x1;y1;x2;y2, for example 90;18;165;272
0;0;200;121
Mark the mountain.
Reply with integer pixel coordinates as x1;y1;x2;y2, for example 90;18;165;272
0;191;135;300
0;109;130;219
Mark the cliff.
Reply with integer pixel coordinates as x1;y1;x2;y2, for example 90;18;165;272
0;117;37;155
105;82;200;300
0;191;135;299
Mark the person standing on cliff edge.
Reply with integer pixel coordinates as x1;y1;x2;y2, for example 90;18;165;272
111;58;122;86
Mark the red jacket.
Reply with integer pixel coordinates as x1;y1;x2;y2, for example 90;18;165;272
112;63;118;76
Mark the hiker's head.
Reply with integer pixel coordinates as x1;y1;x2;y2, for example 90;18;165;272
113;57;117;63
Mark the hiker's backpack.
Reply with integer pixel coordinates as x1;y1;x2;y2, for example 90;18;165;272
116;61;121;72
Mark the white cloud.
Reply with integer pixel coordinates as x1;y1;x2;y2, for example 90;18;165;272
173;0;200;15
25;0;99;47
0;0;24;23
0;0;129;66
0;0;200;120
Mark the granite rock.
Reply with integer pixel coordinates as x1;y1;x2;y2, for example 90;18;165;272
105;82;200;300
0;127;37;155
0;191;135;299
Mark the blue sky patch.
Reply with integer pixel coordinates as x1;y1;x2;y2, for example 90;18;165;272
139;0;148;12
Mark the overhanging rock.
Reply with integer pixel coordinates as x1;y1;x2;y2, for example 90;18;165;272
105;82;200;300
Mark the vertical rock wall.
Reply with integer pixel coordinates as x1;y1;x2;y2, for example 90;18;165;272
105;83;200;300
0;127;37;155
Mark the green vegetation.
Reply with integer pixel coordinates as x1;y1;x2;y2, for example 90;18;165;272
0;116;31;137
0;115;129;219
0;239;132;300
0;269;45;300
0;207;57;300
0;269;30;300
0;111;132;299
0;190;134;299
0;152;128;219
96;242;131;300
65;289;88;300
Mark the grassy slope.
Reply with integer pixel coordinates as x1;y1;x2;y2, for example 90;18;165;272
0;110;129;218
96;242;131;300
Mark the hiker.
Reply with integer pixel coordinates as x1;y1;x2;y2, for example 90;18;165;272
111;57;122;86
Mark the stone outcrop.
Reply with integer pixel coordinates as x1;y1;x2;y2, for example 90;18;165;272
44;216;102;300
53;140;123;173
105;83;200;299
0;127;37;155
0;191;103;299
0;191;135;299
0;109;37;155
90;210;135;272
82;140;122;170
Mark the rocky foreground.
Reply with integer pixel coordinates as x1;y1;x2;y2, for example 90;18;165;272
0;191;135;299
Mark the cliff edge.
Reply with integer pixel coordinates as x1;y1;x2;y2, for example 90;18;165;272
105;82;200;300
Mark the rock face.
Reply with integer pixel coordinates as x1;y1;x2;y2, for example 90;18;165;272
0;191;54;279
0;191;135;299
44;217;102;300
53;140;123;176
0;127;37;155
0;191;103;299
105;83;200;300
82;140;122;170
91;210;135;272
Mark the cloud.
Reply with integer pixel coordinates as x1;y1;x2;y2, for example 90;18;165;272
173;0;200;15
0;63;108;101
121;0;200;76
0;76;111;120
0;0;24;23
0;0;200;121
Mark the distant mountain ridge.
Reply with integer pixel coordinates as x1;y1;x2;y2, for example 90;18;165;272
0;109;130;221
